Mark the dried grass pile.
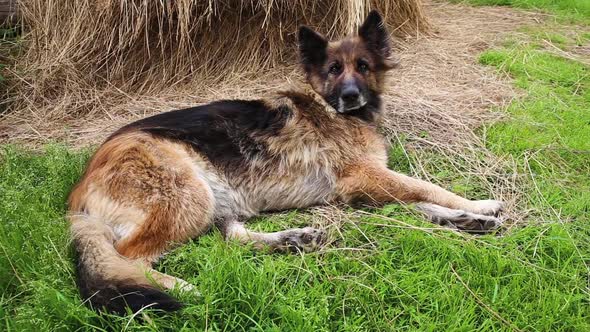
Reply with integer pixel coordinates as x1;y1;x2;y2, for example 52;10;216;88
5;0;429;118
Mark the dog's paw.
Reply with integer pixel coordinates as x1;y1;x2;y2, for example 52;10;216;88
175;280;200;295
417;203;502;233
279;227;326;253
468;199;504;217
446;212;503;233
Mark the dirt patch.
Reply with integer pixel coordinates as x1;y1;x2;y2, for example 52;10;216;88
383;1;541;144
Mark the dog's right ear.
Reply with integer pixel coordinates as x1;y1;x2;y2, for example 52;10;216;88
298;26;328;72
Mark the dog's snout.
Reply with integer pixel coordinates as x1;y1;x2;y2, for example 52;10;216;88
341;84;360;103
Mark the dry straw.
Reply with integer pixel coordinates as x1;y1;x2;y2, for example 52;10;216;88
6;0;429;117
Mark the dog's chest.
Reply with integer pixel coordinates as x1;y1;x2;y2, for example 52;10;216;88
254;166;336;211
203;163;336;218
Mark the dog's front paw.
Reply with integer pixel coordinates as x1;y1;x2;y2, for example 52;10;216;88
279;227;326;253
469;199;504;217
445;212;503;233
417;203;502;233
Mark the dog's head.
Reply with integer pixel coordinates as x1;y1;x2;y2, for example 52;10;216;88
298;11;397;118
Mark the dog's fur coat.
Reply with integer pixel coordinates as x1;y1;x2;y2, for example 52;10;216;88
67;11;503;314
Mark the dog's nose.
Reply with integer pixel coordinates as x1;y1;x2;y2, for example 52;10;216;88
341;85;360;103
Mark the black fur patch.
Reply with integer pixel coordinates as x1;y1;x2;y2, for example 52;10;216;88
298;26;328;73
358;10;392;69
73;243;182;315
112;100;292;175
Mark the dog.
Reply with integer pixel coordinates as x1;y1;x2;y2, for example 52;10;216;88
67;11;503;315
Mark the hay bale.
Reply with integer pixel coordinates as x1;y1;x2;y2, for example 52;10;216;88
0;0;18;25
9;0;429;116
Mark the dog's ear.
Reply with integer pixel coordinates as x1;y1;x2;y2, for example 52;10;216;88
298;26;328;72
359;10;396;68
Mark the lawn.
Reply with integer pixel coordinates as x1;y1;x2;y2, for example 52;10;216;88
1;1;589;331
457;0;590;23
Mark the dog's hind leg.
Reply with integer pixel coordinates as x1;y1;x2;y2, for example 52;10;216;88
217;219;326;253
415;203;502;233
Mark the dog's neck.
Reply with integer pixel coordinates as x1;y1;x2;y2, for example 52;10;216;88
303;84;338;116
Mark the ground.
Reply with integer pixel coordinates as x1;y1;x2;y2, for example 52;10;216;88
1;0;589;331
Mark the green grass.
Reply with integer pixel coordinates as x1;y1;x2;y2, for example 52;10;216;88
0;145;589;331
2;2;590;330
457;0;590;23
479;38;590;219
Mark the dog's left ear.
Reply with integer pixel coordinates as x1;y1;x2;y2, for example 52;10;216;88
359;10;397;69
298;26;328;73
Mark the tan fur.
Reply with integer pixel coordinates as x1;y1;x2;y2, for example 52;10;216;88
336;163;470;207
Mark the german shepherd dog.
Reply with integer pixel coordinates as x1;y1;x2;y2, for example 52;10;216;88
68;11;503;314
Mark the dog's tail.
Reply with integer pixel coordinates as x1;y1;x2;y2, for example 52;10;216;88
70;215;183;315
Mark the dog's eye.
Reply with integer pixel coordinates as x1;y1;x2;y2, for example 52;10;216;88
328;62;342;75
357;60;369;73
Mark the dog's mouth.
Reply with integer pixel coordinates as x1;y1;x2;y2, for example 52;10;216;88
338;98;367;113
